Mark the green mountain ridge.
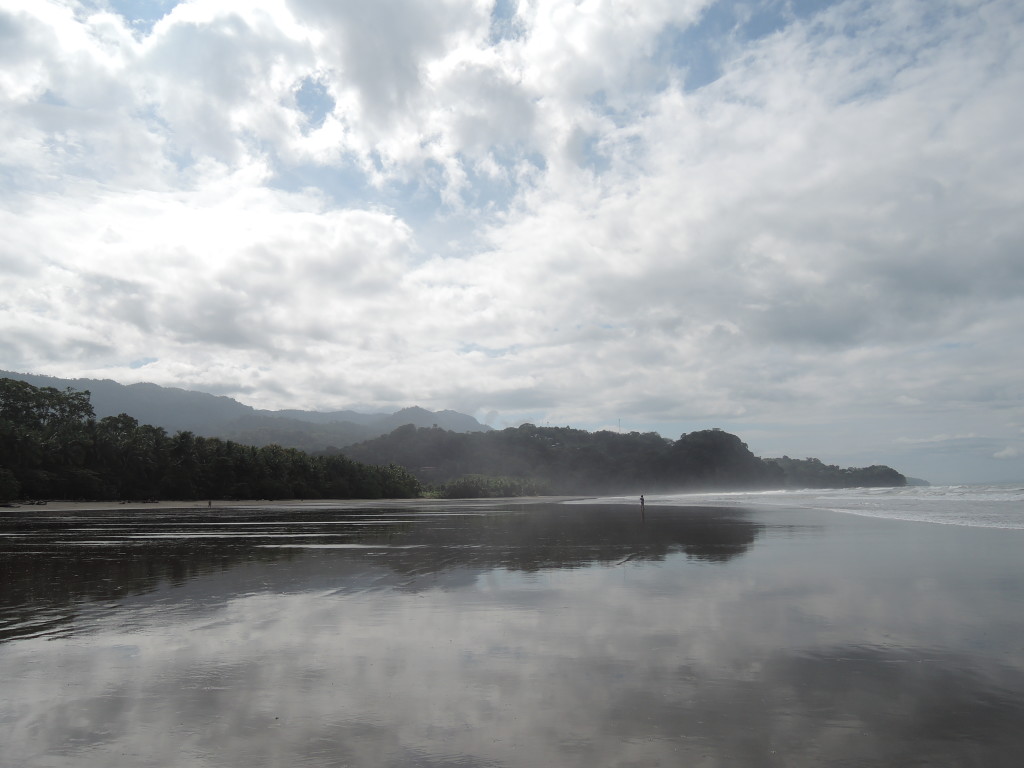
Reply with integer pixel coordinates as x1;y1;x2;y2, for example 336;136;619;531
0;375;908;502
0;371;492;451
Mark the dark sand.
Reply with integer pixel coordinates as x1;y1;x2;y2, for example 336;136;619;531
2;500;1022;767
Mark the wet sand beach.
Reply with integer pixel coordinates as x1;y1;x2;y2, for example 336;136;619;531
2;496;586;513
2;499;1023;767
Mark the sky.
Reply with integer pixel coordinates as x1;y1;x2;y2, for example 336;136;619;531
1;0;1022;485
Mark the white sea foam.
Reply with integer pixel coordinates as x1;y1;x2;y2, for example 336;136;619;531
574;484;1024;530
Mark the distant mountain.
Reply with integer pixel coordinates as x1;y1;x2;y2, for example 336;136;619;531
0;371;492;451
342;423;908;494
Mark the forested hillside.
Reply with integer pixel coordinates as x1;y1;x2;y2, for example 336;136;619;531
1;377;906;503
343;423;907;495
0;378;419;502
0;371;491;452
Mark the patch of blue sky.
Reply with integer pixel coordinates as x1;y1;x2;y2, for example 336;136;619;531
294;76;335;133
162;143;203;173
821;1;960;105
104;0;181;34
835;72;893;106
129;357;159;369
522;150;547;174
577;133;611;175
38;90;70;107
572;107;642;173
740;3;792;39
270;157;462;255
404;159;500;256
790;0;846;23
455;150;527;211
0;163;28;196
270;160;372;206
653;3;733;92
736;0;843;38
393;165;520;259
585;90;635;129
489;0;525;45
269;148;421;217
655;0;842;91
271;146;542;259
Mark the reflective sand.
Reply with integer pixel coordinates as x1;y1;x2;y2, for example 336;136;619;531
2;501;1023;767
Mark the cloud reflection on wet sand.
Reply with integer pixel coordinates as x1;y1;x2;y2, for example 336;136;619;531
2;502;1023;767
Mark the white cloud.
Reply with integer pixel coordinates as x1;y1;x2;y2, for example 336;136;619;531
896;434;979;445
2;0;1023;482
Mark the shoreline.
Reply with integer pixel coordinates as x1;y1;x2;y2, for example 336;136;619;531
0;496;594;513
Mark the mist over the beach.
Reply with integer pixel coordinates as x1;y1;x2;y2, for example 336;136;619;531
2;0;1023;485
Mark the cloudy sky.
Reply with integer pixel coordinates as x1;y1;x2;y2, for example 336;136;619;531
1;0;1022;484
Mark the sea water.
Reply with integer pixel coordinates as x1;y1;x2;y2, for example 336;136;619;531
582;483;1024;529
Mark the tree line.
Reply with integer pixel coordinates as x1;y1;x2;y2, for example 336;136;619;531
0;377;906;503
342;423;906;495
0;378;420;502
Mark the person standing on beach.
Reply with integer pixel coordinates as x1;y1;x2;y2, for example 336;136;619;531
640;494;645;509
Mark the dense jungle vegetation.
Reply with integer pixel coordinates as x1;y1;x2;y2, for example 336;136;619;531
0;379;420;502
343;423;907;496
1;377;905;503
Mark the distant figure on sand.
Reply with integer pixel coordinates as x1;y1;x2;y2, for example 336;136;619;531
640;495;645;509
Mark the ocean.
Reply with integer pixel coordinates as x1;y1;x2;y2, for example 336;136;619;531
579;483;1024;529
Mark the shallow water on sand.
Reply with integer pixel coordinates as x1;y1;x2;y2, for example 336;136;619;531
2;501;1023;767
